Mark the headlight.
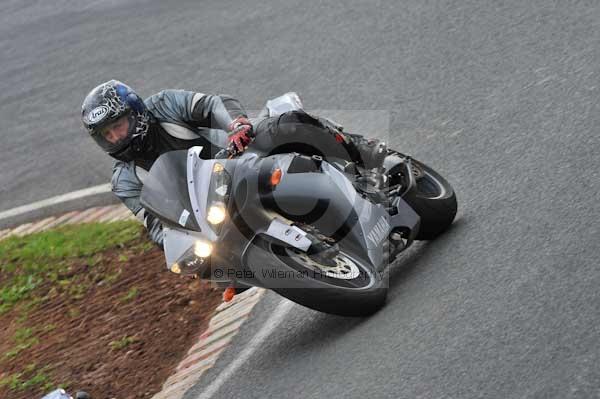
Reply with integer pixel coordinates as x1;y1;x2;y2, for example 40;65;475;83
193;241;213;258
207;203;227;225
169;239;212;275
213;162;225;173
170;263;182;274
206;163;231;231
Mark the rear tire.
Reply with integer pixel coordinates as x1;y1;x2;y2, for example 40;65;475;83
245;236;387;317
404;159;457;240
387;153;457;240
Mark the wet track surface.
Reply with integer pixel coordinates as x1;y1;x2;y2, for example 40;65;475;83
2;0;599;397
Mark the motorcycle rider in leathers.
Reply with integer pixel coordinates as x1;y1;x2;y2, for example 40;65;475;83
81;80;387;250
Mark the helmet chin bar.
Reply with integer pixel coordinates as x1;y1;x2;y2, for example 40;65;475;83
109;144;136;162
109;131;158;165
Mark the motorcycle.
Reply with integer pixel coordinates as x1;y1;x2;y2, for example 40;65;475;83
139;93;457;316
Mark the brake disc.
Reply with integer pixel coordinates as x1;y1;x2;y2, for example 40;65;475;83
288;249;361;280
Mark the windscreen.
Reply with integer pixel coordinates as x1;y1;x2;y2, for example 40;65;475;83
140;150;201;232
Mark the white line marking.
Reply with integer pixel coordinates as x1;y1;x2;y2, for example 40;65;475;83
194;299;294;399
0;184;112;221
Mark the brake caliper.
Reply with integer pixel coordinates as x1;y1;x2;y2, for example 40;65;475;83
294;223;339;267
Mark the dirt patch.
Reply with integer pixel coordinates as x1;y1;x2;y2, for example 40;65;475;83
0;237;223;399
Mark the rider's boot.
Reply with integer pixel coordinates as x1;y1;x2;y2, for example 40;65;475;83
340;132;387;170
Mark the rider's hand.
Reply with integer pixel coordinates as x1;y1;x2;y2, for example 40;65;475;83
227;116;253;154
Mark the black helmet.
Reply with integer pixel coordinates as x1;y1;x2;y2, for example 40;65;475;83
81;80;150;157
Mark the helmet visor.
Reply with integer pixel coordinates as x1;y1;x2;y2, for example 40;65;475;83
90;112;135;154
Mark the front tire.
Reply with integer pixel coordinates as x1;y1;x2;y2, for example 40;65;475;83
245;236;387;317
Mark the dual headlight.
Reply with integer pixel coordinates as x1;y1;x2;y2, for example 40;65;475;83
170;240;213;275
170;162;230;275
206;163;231;229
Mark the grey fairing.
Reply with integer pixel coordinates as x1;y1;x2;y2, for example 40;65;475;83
266;159;392;267
187;146;220;241
185;148;313;252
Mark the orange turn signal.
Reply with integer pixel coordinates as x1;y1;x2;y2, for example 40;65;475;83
223;287;236;302
270;168;282;186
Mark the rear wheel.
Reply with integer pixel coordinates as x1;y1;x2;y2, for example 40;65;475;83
387;153;457;240
245;237;387;316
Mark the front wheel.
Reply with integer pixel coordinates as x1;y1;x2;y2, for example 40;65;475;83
388;153;457;240
245;237;387;317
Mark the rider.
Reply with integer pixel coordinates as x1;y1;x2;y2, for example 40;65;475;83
81;80;387;248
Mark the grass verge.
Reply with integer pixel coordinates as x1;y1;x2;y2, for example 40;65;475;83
0;221;141;314
0;219;222;399
0;221;143;396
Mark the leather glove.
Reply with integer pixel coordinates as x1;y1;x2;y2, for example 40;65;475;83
143;211;164;250
227;116;253;154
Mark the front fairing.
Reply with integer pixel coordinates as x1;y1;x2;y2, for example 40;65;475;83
144;147;265;276
264;157;392;267
139;150;201;232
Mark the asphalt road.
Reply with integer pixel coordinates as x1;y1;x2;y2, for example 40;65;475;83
2;0;599;398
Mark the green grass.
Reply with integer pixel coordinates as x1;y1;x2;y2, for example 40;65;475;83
0;220;147;395
41;324;56;333
0;221;142;314
109;335;138;350
3;328;40;359
0;373;21;390
120;287;139;302
0;364;52;392
0;221;141;263
0;275;38;314
102;268;123;284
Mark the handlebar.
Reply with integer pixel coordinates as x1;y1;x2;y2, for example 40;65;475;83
225;136;256;159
